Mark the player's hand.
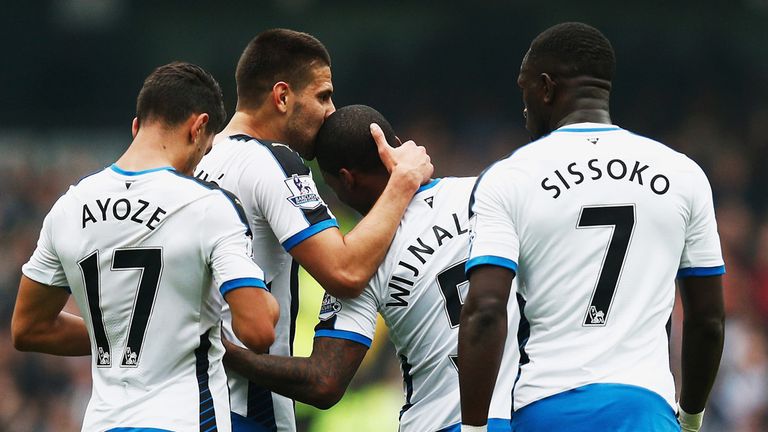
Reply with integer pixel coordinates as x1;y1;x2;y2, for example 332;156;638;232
371;123;433;186
677;404;704;432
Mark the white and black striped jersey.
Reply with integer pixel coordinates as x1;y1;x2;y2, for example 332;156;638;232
195;134;337;432
22;164;267;432
467;123;725;411
314;178;517;432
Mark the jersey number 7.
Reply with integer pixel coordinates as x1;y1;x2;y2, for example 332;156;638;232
77;248;163;367
577;205;636;327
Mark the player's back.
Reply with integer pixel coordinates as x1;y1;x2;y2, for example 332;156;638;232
31;165;239;431
473;123;724;411
317;177;517;431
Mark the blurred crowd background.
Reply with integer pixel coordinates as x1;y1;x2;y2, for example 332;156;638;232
2;1;768;431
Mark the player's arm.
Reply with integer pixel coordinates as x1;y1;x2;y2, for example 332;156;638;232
290;124;432;298
12;275;90;356
225;286;279;353
207;191;280;353
677;275;724;417
223;335;367;409
459;265;514;428
675;163;726;431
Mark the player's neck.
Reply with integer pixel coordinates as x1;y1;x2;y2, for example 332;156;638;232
553;108;612;130
223;110;286;143
115;127;187;174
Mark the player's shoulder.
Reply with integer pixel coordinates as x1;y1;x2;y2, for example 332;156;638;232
166;171;251;230
223;133;310;176
619;128;706;173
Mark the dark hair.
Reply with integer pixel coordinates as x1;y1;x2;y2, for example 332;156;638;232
236;28;331;109
136;61;226;133
315;105;396;177
529;22;615;81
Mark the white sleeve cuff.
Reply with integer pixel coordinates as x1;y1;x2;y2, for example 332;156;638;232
461;425;487;432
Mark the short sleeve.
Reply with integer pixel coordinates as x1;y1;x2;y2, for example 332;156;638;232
677;164;725;278
22;196;69;290
313;285;379;349
204;193;267;296
465;165;520;276
255;142;338;252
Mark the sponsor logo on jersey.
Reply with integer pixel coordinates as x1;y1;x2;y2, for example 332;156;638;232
318;293;342;321
285;174;323;210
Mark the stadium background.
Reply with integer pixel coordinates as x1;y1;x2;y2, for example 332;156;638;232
1;1;767;430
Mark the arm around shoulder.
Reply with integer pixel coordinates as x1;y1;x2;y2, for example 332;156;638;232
290;131;432;298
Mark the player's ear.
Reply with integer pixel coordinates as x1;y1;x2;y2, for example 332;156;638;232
131;117;140;138
541;73;556;104
339;168;355;191
272;82;290;114
189;113;210;144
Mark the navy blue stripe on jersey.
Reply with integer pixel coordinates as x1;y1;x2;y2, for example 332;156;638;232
676;265;725;278
219;277;267;296
195;330;218;432
281;218;339;251
107;428;174;432
399;355;414;419
514;293;530;400
465;256;518;276
553;126;621;133
415;178;441;194
231;134;334;227
110;164;176;176
510;383;678;432
289;259;299;356
169;170;252;238
314;329;372;348
246;382;276;431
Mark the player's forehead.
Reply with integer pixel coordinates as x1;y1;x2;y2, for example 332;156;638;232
305;63;333;93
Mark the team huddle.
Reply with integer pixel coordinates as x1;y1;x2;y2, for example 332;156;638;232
11;22;725;432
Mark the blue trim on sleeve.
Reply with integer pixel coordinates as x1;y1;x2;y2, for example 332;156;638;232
220;277;267;296
416;178;441;194
110;164;175;176
314;329;372;348
677;265;726;278
466;255;518;275
282;218;339;251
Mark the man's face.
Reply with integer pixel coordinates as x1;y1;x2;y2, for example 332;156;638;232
285;64;335;160
320;169;369;215
517;50;549;141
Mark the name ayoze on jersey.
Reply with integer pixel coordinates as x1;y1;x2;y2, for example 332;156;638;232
387;212;468;308
81;196;167;230
540;155;671;199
